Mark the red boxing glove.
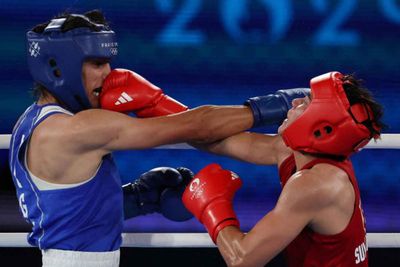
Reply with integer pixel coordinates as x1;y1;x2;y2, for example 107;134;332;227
100;69;188;117
182;163;242;243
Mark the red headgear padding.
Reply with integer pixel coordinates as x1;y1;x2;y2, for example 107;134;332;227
282;71;373;157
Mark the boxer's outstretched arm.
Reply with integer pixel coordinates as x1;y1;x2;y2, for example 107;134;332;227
62;105;253;154
192;132;290;166
188;88;310;165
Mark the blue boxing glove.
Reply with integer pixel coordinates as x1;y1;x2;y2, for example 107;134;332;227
160;167;194;222
123;167;193;222
122;167;182;219
245;88;310;128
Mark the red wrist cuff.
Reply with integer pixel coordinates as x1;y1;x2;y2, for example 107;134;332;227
200;199;239;243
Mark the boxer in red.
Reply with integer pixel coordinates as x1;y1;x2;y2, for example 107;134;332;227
183;72;385;267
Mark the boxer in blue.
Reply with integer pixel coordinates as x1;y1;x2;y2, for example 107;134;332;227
9;10;309;266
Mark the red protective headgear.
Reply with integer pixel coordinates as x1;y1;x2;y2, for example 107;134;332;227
282;71;375;157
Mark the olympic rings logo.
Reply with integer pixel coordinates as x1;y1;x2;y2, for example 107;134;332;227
110;48;118;55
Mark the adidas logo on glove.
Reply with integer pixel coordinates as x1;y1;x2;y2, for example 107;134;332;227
114;92;133;105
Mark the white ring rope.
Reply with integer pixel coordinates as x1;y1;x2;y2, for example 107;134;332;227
0;134;11;150
1;134;400;150
0;233;398;248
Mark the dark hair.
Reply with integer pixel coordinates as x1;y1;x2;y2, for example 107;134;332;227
32;9;109;34
30;10;110;102
341;74;386;139
31;83;51;101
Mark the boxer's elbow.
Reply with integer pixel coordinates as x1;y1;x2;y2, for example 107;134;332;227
226;251;262;267
222;249;250;267
218;232;256;267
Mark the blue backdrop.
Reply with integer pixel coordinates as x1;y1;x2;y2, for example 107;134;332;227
0;0;399;233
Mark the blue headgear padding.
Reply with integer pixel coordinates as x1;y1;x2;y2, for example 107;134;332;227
26;15;118;113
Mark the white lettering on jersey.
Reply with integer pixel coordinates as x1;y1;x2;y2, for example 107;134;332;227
18;193;28;219
354;240;367;264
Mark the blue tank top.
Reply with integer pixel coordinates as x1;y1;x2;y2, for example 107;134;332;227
9;103;123;251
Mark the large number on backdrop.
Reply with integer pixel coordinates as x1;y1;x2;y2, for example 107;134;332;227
153;0;400;46
220;0;292;43
155;0;205;44
311;0;359;45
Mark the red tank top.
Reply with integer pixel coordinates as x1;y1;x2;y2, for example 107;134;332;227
279;154;368;267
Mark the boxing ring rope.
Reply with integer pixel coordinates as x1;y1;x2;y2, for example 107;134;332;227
0;233;399;248
1;133;400;248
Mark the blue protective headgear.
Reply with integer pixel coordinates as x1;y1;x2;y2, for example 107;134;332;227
26;14;118;113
